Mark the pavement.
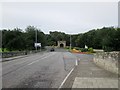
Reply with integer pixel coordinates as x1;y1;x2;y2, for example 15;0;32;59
71;54;118;89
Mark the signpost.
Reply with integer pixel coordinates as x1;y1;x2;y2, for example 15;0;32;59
34;43;41;47
35;30;41;52
34;43;41;52
70;34;72;51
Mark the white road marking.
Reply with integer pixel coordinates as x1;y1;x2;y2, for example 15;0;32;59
76;59;78;66
2;52;57;76
58;67;75;89
27;52;57;65
8;53;49;66
27;60;39;65
15;60;29;65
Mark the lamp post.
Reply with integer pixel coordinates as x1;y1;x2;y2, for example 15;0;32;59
70;34;72;51
35;29;37;52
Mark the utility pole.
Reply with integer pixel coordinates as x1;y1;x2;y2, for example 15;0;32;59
70;34;72;51
35;29;37;52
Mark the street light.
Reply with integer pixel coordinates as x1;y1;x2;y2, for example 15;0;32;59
70;34;72;51
35;29;37;52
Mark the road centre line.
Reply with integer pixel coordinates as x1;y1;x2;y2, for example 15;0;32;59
27;60;39;65
27;52;57;66
3;52;49;68
16;52;50;64
2;52;57;77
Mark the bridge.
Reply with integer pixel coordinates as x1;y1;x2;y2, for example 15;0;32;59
0;48;119;89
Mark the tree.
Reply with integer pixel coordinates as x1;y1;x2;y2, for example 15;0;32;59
48;31;69;46
2;26;46;51
115;28;120;51
102;27;117;51
25;26;46;50
2;26;120;52
71;34;79;47
2;28;25;51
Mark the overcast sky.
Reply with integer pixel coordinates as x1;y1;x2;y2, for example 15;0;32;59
2;2;118;34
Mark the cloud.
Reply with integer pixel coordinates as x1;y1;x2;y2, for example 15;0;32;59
2;2;118;34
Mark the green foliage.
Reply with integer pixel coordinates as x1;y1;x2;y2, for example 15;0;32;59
25;26;46;50
80;48;88;52
0;48;2;52
65;46;69;49
75;27;120;52
2;28;25;51
46;31;70;46
0;48;9;52
88;47;94;53
2;26;46;51
74;47;81;50
2;26;120;52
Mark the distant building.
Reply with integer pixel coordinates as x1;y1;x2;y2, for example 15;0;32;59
57;41;66;48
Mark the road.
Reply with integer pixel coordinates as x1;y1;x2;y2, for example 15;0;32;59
2;49;77;88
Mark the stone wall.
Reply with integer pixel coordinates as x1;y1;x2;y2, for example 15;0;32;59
93;51;120;74
57;41;66;48
2;50;41;58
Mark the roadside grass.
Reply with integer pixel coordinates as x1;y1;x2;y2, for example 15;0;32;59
0;48;2;52
0;48;20;53
0;48;10;52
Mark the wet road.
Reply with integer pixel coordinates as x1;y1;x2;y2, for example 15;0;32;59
2;49;77;88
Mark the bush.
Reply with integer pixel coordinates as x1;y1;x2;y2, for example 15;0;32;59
65;46;69;49
80;48;88;52
103;47;113;52
88;47;94;53
74;47;80;50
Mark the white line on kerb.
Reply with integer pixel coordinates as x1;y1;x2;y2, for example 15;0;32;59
58;68;74;89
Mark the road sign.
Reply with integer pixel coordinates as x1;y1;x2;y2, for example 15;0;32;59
85;45;88;49
34;43;41;47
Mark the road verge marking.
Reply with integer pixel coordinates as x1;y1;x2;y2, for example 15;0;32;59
58;67;75;89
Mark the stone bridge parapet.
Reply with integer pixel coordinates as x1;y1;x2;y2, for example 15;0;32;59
93;51;120;74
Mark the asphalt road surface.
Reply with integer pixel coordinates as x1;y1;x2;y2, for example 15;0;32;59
2;48;77;88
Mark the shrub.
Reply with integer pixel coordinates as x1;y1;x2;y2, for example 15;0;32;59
80;48;88;52
103;47;113;52
74;47;80;50
88;47;94;53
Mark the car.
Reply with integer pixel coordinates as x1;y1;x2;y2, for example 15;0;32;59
50;48;55;52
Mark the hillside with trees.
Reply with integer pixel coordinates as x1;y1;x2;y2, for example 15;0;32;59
1;26;120;52
2;26;46;51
